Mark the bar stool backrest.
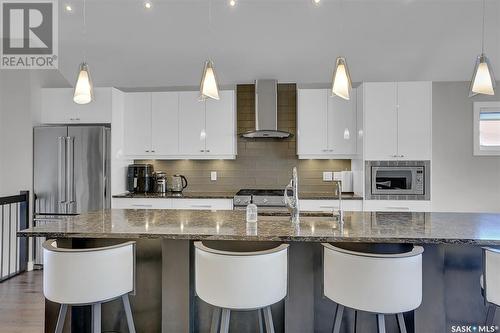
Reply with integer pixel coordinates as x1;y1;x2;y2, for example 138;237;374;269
194;242;288;310
43;240;135;305
484;247;500;306
323;243;423;314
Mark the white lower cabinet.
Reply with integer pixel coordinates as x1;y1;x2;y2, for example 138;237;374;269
112;198;233;210
363;200;431;212
300;200;363;212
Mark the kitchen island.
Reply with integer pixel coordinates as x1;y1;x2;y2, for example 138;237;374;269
18;209;500;333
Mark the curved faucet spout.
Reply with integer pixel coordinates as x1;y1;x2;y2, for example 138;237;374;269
284;167;300;224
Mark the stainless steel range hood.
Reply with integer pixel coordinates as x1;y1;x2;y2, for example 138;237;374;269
241;79;292;139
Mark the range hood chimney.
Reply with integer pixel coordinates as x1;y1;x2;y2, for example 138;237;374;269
241;79;292;139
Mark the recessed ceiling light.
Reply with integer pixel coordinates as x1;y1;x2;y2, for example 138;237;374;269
144;1;152;9
65;4;73;12
229;0;236;7
313;0;320;4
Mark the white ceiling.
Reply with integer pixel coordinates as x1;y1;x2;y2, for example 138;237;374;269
56;0;500;88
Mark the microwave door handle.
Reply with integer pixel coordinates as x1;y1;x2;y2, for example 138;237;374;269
57;136;66;206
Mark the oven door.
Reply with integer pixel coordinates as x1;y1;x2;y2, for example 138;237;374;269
371;167;422;195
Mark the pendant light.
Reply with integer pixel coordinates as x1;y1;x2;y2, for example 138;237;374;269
331;1;352;100
469;0;496;97
73;0;94;104
199;0;220;100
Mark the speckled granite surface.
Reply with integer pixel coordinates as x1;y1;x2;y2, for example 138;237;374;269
18;209;500;245
112;192;363;200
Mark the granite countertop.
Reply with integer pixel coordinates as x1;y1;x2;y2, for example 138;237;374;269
112;192;363;200
18;209;500;245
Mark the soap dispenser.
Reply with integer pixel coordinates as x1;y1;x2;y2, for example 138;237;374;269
246;198;258;223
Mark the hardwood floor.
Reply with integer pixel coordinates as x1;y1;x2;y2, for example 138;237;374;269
0;270;44;333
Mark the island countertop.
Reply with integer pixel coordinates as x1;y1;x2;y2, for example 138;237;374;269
18;209;500;245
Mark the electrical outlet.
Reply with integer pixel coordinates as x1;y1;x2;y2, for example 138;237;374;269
323;172;333;181
211;171;217;181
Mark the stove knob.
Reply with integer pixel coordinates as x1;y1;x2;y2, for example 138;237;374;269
235;199;241;203
263;199;268;204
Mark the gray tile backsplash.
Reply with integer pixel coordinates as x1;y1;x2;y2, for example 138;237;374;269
137;84;351;193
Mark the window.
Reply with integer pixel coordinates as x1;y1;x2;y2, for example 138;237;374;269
474;102;500;156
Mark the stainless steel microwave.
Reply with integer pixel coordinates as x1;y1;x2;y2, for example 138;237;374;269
365;161;430;200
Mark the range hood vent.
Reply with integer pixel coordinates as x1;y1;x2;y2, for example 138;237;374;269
241;79;292;139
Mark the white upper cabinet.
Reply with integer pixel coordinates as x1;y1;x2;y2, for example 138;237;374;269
297;88;357;159
205;90;236;156
152;92;179;155
41;88;112;124
179;91;206;155
123;92;152;156
363;82;432;161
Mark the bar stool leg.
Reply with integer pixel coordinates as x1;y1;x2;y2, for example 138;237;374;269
332;304;344;333
55;304;68;333
263;306;275;333
258;309;265;333
92;303;101;333
396;313;407;333
220;308;231;333
354;310;358;333
122;295;136;333
210;307;221;333
486;304;497;326
376;314;386;333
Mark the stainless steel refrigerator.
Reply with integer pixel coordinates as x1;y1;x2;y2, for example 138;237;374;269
33;125;110;264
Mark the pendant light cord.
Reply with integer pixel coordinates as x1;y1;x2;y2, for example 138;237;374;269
208;0;212;60
481;0;485;54
83;0;87;62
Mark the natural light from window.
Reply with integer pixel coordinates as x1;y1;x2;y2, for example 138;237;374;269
479;112;500;147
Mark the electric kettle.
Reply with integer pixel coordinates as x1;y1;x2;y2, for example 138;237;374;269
171;175;188;193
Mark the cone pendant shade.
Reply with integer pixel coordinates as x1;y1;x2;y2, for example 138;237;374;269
469;54;496;96
331;57;352;100
199;60;220;100
73;62;94;104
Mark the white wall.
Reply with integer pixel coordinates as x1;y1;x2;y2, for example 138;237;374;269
432;81;500;213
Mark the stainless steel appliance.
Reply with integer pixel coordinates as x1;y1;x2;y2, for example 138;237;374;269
365;160;430;200
170;175;188;193
155;171;168;193
233;189;292;210
33;125;111;264
127;164;155;193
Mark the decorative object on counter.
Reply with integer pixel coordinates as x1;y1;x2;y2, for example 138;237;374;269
469;0;496;97
323;243;423;333
154;171;168;193
73;0;94;105
246;199;258;223
43;240;137;333
284;167;300;224
194;242;289;333
199;0;220;101
127;164;155;193
170;174;188;193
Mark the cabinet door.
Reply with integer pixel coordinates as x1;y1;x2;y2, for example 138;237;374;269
152;92;179;155
297;89;328;156
397;82;432;160
123;92;152;155
75;88;112;123
363;82;398;160
179;91;206;155
205;90;235;156
328;91;357;155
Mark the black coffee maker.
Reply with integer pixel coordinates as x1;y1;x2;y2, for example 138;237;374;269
127;164;155;193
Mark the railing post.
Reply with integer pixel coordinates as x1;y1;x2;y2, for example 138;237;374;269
18;190;29;272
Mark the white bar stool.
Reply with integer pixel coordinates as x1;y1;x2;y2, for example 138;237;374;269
43;240;136;333
482;247;500;325
322;243;424;333
194;242;289;333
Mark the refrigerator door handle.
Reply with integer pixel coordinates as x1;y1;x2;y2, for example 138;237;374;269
57;136;66;204
66;136;75;207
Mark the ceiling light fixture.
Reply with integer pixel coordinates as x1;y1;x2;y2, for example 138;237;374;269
144;1;152;9
469;0;495;97
73;0;93;104
313;0;321;5
331;1;353;100
199;0;220;100
65;4;73;12
229;0;236;7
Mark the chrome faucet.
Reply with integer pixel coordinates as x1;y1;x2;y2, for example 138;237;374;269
284;167;300;224
333;180;344;227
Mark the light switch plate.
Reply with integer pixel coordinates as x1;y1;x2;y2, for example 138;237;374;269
211;171;217;181
323;172;333;181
